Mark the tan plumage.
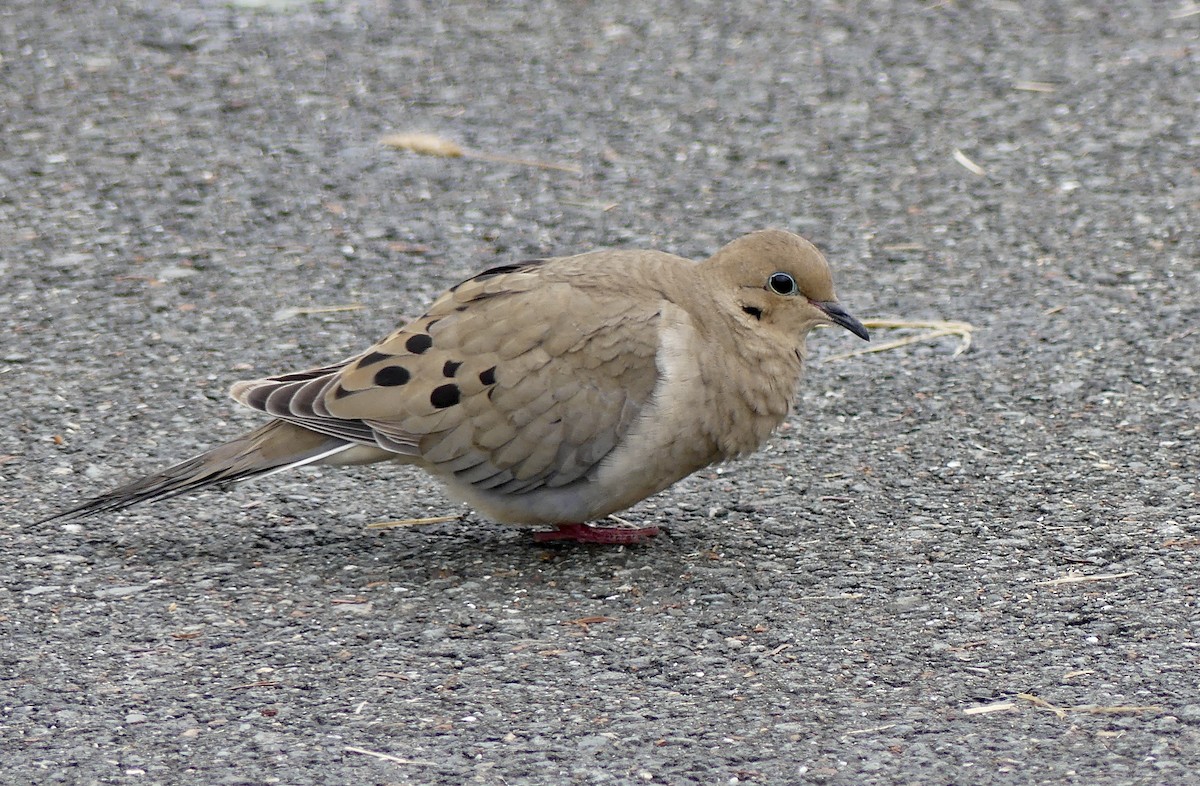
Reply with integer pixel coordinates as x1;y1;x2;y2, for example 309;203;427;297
51;230;868;540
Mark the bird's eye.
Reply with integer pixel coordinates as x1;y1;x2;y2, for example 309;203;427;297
767;272;797;295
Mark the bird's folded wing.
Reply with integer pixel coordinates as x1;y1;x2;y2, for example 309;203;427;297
230;261;664;493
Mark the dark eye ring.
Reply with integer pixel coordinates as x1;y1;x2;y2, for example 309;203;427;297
767;272;797;295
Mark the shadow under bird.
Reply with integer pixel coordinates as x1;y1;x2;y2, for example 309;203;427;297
49;229;869;543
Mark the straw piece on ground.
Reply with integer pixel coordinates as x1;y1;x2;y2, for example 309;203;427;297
380;132;582;174
825;319;975;361
1016;693;1161;717
1013;80;1057;92
1036;571;1136;586
344;746;436;766
963;701;1018;716
842;723;898;736
953;148;986;175
379;132;465;158
273;303;365;322
367;514;461;530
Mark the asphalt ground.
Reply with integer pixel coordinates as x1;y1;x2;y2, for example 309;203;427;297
2;1;1198;784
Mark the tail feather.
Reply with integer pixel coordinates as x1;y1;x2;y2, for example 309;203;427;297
46;420;353;521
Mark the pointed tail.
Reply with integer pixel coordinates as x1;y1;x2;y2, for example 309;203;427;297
46;420;353;521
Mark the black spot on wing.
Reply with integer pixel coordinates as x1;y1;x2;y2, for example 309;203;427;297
357;351;392;368
430;383;461;409
374;365;411;387
405;334;433;354
479;366;497;386
442;360;463;377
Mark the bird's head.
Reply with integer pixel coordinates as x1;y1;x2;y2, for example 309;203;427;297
704;229;869;344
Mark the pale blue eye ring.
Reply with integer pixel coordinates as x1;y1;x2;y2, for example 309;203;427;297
767;272;797;295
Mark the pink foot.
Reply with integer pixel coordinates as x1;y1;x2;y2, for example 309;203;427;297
533;522;661;545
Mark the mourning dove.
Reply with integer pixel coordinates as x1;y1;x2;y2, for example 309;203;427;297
50;229;868;543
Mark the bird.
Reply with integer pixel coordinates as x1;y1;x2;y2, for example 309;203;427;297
48;229;869;543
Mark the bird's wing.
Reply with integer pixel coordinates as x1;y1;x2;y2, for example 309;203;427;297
231;256;667;494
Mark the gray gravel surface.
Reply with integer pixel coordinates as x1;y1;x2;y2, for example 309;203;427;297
3;1;1199;784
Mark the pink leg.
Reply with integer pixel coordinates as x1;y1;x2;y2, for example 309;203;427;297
533;522;661;544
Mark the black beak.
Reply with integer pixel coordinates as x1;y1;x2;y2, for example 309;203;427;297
816;301;870;341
